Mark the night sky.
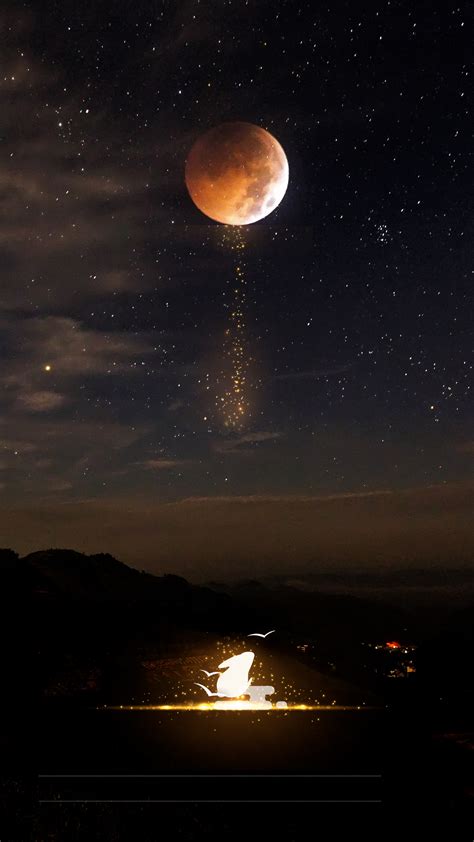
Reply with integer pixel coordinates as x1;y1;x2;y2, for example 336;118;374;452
1;1;472;576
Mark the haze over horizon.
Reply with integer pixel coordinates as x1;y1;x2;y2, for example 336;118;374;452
2;481;472;579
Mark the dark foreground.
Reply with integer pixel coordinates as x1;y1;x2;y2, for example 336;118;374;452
2;676;472;838
1;548;472;838
29;689;473;839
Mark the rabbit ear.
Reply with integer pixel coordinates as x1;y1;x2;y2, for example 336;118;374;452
218;656;234;668
218;652;254;669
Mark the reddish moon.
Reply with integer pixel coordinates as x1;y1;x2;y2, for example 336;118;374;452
185;121;289;225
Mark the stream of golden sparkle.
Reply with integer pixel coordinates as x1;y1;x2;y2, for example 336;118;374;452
217;226;251;430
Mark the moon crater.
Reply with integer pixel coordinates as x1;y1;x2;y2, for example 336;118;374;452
185;122;289;225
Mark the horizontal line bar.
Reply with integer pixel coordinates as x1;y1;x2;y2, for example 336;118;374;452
39;799;382;804
39;773;382;778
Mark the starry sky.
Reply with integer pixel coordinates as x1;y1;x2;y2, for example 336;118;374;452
1;0;472;576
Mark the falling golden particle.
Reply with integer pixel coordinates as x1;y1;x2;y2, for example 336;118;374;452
218;226;251;430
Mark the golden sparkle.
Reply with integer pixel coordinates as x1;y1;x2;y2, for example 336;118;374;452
102;703;373;712
217;226;252;430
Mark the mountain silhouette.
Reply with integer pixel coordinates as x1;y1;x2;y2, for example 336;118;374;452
1;546;412;640
17;548;241;631
2;546;471;712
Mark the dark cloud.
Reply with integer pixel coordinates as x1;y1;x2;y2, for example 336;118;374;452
1;314;158;429
0;414;152;502
0;29;190;313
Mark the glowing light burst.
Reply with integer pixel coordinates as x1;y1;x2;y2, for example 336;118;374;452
217;226;252;430
100;640;377;714
103;703;372;712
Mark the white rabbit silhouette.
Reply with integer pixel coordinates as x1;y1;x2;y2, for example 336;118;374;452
217;651;254;697
195;651;254;698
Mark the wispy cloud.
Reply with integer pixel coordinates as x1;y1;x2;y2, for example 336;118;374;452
16;390;67;413
214;430;282;454
141;458;189;471
1;483;471;575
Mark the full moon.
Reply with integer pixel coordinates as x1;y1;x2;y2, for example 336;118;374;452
185;122;289;225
